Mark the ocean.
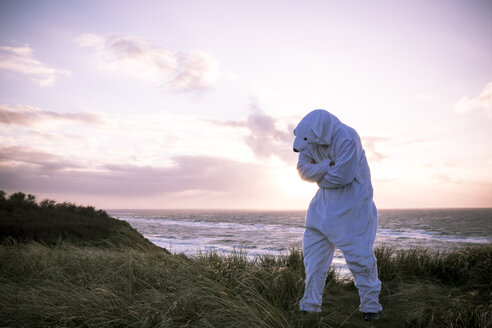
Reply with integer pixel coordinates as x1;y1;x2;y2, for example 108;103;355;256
108;208;492;276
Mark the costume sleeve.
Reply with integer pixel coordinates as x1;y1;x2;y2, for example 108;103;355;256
317;139;359;189
297;150;332;183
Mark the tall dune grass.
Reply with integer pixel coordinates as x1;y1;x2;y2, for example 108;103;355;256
0;242;490;327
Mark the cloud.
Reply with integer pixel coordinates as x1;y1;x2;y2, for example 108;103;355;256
0;146;269;196
361;136;389;162
213;109;393;165
455;82;492;119
243;111;295;163
211;109;296;164
0;104;107;127
0;44;70;86
0;146;84;172
76;33;219;93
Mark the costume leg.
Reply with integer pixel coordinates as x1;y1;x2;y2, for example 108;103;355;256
300;227;335;312
342;244;382;313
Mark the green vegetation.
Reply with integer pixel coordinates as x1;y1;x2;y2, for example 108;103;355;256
0;191;490;327
0;191;158;250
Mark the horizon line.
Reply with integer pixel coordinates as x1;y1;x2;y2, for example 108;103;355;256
104;206;492;211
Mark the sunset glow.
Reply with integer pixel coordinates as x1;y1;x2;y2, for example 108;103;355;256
1;0;491;209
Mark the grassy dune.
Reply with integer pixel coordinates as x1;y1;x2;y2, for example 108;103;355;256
0;192;490;327
0;191;158;250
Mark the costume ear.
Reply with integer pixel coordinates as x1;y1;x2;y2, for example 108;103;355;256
310;118;324;142
308;110;336;145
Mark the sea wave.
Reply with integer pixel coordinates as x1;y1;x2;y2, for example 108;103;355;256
109;209;492;277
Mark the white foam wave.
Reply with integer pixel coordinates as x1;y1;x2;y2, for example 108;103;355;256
113;212;491;279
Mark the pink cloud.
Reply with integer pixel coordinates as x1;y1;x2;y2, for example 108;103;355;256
0;146;269;196
361;137;389;162
0;104;107;127
76;33;219;93
210;110;296;163
0;44;70;86
455;82;492;119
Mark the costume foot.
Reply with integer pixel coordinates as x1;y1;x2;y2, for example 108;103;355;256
300;309;321;314
362;312;380;321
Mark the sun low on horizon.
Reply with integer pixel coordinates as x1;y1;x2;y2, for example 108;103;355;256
1;0;491;210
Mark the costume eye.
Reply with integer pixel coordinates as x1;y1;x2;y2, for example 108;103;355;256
304;137;307;140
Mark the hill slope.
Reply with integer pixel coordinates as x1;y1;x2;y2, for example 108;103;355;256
0;191;159;250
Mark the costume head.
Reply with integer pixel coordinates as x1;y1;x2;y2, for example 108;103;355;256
293;109;341;152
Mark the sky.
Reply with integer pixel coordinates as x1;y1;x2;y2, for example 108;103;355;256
0;0;491;210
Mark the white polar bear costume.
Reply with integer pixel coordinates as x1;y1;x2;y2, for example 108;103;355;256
293;109;382;314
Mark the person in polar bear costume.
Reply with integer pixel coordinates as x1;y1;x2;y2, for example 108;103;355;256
293;109;382;321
